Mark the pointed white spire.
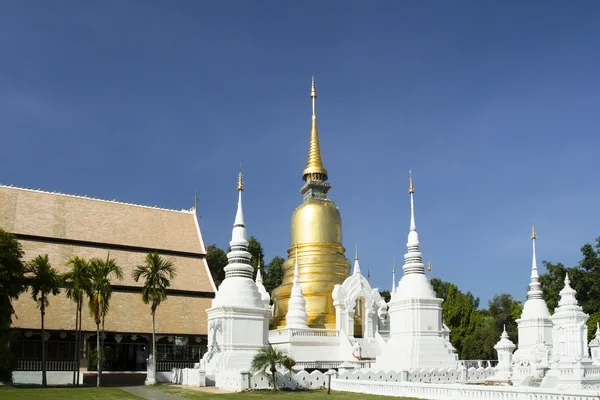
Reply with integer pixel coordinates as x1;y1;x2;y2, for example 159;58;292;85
403;170;425;275
232;166;246;243
225;168;253;280
557;273;580;308
392;258;396;294
285;245;308;328
352;245;361;275
527;223;544;300
255;257;270;307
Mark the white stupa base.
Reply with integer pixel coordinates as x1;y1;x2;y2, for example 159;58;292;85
540;359;600;390
201;305;270;376
376;332;459;371
269;327;342;363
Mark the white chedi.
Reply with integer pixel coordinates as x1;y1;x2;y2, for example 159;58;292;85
376;172;458;371
285;245;308;329
200;171;270;376
512;226;553;384
488;325;516;384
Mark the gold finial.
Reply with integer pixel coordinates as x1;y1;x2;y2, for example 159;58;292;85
428;259;432;272
409;169;415;194
531;220;537;240
302;76;328;182
237;163;244;191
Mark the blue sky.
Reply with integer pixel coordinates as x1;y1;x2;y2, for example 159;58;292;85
1;1;599;306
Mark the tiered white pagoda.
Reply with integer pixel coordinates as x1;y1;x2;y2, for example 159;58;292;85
512;225;553;383
376;172;458;371
200;171;271;375
541;274;598;389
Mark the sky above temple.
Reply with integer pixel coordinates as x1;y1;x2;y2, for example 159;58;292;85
1;1;599;306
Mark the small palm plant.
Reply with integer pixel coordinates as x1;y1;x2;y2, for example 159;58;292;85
251;345;294;391
87;253;123;386
132;252;176;370
24;255;62;387
63;256;90;385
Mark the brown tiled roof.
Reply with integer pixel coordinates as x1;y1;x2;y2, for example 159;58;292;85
1;185;216;334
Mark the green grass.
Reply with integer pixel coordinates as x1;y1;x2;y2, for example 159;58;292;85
153;384;421;400
0;386;143;400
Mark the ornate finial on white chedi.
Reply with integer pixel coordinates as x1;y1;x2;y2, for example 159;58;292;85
489;325;516;384
255;262;270;308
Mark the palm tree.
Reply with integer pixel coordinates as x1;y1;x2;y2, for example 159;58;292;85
87;253;123;387
24;255;62;387
132;252;176;371
63;256;90;385
251;345;294;391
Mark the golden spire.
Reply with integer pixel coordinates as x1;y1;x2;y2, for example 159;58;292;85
302;76;328;182
409;169;415;194
531;220;537;240
237;163;244;191
428;259;432;273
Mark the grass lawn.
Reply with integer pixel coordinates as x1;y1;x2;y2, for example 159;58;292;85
153;384;421;400
0;386;143;400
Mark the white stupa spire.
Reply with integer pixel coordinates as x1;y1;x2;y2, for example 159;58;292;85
224;167;253;280
285;245;308;328
392;258;396;294
255;257;270;307
403;170;425;275
352;245;361;275
557;273;579;308
527;223;544;300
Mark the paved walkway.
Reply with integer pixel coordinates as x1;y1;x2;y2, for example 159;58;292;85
120;386;186;400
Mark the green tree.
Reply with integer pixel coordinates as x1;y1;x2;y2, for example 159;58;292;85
487;293;522;344
132;252;177;372
379;290;391;303
24;255;62;387
264;256;285;294
431;278;481;359
206;245;228;288
250;345;294;391
88;254;123;386
0;228;25;381
247;236;265;274
63;257;91;385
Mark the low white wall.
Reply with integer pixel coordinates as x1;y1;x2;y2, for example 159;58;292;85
12;371;74;386
331;378;600;400
156;371;171;383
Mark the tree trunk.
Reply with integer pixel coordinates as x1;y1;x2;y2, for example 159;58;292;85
41;302;47;387
271;367;277;391
73;300;79;385
96;323;100;387
152;311;156;366
76;300;82;385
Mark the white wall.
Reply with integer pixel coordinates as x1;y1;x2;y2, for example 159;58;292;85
331;378;600;400
12;371;74;386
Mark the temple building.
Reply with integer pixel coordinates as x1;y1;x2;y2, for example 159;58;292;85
270;77;351;329
0;184;215;378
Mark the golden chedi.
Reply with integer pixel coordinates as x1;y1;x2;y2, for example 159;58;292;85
271;77;350;329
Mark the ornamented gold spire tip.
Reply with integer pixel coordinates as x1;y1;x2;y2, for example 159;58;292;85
237;164;244;191
302;76;328;181
531;222;537;240
409;169;415;194
428;259;432;272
